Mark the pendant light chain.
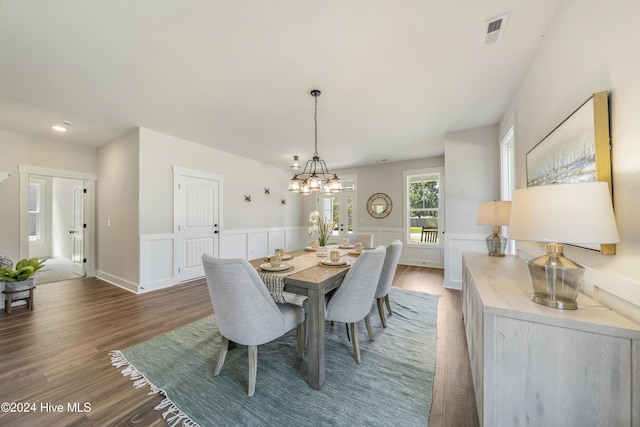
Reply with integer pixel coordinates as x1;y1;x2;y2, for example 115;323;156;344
314;93;319;157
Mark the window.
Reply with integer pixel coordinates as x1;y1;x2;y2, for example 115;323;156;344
28;182;42;241
500;125;515;254
407;171;441;244
500;126;515;201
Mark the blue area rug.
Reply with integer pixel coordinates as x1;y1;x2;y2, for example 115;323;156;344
111;288;439;426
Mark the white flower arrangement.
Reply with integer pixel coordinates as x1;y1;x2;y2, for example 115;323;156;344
308;211;335;246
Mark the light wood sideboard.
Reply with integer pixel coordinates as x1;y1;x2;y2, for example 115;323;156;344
462;252;640;427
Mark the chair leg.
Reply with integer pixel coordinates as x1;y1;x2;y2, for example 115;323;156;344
248;345;257;397
297;321;305;360
350;323;361;363
214;336;229;376
377;298;387;328
385;294;392;316
345;323;350;341
365;314;374;341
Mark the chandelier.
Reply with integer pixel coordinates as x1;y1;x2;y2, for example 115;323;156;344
289;90;343;195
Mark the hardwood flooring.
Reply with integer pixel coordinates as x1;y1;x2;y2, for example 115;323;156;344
0;265;478;426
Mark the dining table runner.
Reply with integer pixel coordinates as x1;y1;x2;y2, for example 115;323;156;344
257;249;352;302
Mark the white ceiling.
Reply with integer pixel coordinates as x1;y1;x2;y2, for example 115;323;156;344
0;0;564;171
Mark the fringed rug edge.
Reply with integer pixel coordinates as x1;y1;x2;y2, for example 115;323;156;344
109;350;201;427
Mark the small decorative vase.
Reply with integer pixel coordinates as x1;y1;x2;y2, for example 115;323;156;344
316;245;328;257
4;277;35;300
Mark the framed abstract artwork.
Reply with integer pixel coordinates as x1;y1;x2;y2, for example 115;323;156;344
526;91;615;254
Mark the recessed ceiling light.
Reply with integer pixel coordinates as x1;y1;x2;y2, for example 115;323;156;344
51;120;73;132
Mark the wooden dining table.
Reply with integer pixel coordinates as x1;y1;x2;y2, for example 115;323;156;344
249;248;354;390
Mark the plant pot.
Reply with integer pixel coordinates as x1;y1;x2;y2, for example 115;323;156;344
316;245;328;257
4;277;35;300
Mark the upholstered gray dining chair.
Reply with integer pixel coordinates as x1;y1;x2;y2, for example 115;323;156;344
202;254;306;397
348;233;375;248
325;245;386;363
374;239;403;328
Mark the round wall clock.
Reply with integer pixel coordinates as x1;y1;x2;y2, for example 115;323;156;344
367;193;392;219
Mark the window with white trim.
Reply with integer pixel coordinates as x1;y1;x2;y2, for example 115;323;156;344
500;125;515;254
28;181;43;242
407;171;441;244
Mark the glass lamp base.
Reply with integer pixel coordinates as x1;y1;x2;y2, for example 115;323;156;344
485;233;507;257
526;243;584;310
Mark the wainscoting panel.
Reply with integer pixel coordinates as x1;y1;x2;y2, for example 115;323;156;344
139;234;177;293
137;227;324;293
219;233;247;259
444;233;486;290
248;231;269;260
268;230;286;255
286;227;307;253
404;245;443;269
356;227;443;268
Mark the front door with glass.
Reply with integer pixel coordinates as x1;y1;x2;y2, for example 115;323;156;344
320;192;353;243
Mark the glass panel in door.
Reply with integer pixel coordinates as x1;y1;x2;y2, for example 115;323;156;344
321;194;353;242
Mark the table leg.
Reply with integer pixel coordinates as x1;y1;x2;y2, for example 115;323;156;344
306;287;326;389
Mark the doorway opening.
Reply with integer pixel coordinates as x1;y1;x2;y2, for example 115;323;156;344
19;165;97;285
29;175;86;284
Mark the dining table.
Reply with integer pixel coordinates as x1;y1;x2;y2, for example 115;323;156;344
249;246;359;390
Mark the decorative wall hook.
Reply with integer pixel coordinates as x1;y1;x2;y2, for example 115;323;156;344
264;188;270;194
281;199;286;205
244;195;251;202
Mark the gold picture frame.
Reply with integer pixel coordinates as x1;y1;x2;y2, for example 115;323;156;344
526;91;615;254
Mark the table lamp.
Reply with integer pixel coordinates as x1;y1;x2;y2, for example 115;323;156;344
509;182;619;310
477;201;512;257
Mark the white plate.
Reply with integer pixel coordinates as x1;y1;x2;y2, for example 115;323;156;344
338;245;354;249
321;259;348;266
348;250;362;256
268;253;292;260
260;263;291;272
305;246;317;251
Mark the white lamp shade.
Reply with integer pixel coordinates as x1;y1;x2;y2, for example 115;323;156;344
509;182;619;244
477;201;512;226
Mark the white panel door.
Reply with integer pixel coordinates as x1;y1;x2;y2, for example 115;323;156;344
71;185;85;276
176;176;219;281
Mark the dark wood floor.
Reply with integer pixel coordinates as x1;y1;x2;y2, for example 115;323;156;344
0;265;478;426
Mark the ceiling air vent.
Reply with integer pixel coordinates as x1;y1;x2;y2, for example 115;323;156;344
484;13;509;45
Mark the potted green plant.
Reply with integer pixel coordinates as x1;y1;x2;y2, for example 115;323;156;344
0;258;45;299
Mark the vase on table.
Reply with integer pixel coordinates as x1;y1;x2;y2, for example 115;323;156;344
316;246;328;257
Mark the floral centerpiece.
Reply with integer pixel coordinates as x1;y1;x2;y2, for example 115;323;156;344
308;211;335;247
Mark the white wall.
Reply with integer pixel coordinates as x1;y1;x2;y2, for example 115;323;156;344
134;128;306;292
501;0;640;322
138;128;303;233
96;130;140;291
444;124;500;289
